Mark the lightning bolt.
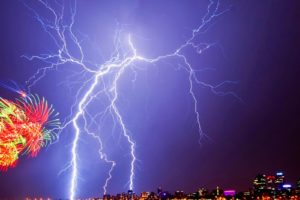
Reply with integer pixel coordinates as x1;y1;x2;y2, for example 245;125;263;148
21;0;239;199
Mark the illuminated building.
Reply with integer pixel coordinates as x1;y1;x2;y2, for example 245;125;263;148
224;190;236;197
103;194;111;200
160;191;172;200
253;174;267;192
148;192;159;199
198;187;209;197
243;191;251;198
295;180;300;195
265;175;276;196
174;190;185;199
140;192;150;199
297;180;300;189
266;175;275;189
212;186;224;197
281;184;292;197
275;171;285;186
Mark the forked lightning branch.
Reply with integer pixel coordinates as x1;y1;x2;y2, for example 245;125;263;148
22;0;238;199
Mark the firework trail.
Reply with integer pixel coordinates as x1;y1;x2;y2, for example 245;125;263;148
0;94;60;170
0;81;28;98
21;0;239;198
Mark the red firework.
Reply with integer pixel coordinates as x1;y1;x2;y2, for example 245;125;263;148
0;94;59;171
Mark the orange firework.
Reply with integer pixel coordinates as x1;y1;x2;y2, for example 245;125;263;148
0;94;60;171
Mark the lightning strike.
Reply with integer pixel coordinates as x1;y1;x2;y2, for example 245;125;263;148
22;0;239;199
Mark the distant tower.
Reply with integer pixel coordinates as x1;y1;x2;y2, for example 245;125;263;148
295;180;300;195
198;187;208;197
266;175;276;190
212;186;223;197
157;186;162;195
128;189;133;200
275;171;285;187
253;174;267;195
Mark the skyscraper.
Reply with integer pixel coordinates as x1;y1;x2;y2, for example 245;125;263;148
253;174;267;196
275;172;285;187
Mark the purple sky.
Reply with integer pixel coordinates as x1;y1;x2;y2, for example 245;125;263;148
0;0;299;198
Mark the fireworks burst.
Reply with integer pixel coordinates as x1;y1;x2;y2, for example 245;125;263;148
0;94;60;171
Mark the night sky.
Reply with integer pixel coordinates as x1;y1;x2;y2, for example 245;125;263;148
0;0;300;199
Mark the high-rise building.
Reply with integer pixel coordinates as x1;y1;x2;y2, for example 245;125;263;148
295;180;300;195
253;174;267;189
266;175;276;194
212;186;224;197
140;191;150;199
253;174;268;196
266;175;275;185
198;187;209;197
127;190;135;200
275;171;285;186
157;187;162;196
103;194;111;200
281;184;292;197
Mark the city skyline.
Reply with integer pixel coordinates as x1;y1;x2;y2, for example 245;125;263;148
23;171;300;199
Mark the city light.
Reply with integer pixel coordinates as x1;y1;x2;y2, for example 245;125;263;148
276;172;284;176
283;184;292;188
224;190;236;196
